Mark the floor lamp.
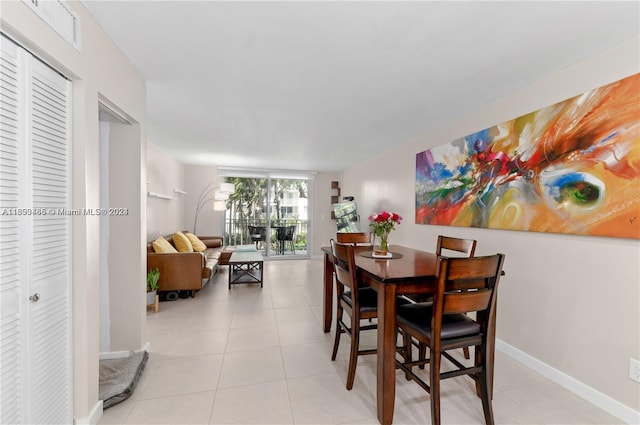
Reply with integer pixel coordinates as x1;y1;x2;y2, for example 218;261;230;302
193;182;234;234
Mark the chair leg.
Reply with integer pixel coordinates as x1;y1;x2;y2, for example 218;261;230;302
479;367;495;425
463;346;470;359
331;307;343;361
418;342;426;369
430;350;442;425
402;330;412;380
346;318;360;390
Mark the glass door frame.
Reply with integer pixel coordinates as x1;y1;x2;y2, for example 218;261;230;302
218;168;314;259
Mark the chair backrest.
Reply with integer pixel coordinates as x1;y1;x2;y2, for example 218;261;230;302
330;239;359;301
284;225;295;241
249;225;265;239
336;232;373;246
431;254;505;338
436;235;476;257
275;226;286;240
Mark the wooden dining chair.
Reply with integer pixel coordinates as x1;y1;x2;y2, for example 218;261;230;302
412;235;478;361
336;232;373;246
330;239;407;390
437;235;476;359
396;253;505;425
437;235;476;257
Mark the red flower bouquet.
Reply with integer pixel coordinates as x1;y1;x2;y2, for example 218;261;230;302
368;210;402;253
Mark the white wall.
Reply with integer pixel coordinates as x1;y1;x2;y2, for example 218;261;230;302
109;122;144;352
146;142;185;239
0;1;146;422
184;164;224;236
98;121;111;353
341;37;640;417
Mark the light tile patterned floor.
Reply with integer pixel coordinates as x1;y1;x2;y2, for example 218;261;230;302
99;259;623;425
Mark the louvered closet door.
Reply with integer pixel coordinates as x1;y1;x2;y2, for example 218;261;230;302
0;34;72;425
0;34;24;425
28;48;72;425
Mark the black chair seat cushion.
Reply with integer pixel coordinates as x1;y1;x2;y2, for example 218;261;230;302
341;287;377;312
397;302;480;339
341;287;409;313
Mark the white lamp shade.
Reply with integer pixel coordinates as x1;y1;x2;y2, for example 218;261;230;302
218;182;235;193
214;191;229;200
213;201;227;211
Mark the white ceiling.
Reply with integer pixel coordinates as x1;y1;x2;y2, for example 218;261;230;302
82;1;639;172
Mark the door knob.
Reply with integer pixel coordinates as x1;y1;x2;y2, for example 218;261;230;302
29;293;40;302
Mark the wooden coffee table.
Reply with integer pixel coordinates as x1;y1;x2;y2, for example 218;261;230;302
228;251;264;289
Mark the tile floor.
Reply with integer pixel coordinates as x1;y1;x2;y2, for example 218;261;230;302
99;259;622;425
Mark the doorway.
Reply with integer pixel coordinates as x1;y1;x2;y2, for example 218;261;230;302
97;99;144;354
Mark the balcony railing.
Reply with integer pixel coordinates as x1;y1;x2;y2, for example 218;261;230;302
223;219;308;256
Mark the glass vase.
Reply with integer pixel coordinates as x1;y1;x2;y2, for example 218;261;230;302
379;230;390;253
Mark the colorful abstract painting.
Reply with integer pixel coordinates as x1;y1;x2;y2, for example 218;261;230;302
415;73;640;239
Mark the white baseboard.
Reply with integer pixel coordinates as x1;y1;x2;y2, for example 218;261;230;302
496;339;640;425
100;345;149;360
99;350;131;360
74;400;103;425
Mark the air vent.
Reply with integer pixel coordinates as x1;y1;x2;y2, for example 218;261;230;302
22;0;79;48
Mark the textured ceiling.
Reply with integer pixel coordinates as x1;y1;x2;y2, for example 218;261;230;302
83;1;639;172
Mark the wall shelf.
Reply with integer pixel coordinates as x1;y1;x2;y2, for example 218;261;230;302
147;191;175;200
330;181;340;219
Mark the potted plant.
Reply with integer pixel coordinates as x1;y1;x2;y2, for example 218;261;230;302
146;267;160;306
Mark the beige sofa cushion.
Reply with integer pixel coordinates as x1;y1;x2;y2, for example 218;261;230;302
173;231;194;253
185;232;207;252
152;236;178;253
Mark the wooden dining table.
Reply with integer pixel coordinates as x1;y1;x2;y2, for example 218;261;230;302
320;244;499;425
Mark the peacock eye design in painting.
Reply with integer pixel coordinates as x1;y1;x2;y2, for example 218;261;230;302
539;169;605;212
415;73;640;239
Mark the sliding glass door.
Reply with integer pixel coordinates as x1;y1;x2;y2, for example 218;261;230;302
221;174;311;258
